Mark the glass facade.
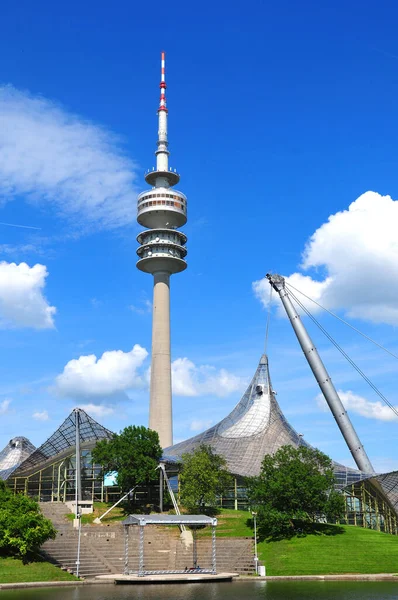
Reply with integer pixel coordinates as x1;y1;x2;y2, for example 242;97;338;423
8;447;105;502
6;409;116;502
342;478;398;535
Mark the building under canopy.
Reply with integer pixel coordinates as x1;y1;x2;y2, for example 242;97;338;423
6;408;114;502
164;355;397;534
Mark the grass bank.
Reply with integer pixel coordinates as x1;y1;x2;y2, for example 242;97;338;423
65;501;125;524
199;510;398;575
259;524;398;575
0;557;78;583
197;509;253;537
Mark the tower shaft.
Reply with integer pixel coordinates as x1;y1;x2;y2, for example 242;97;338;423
149;272;172;446
136;52;187;448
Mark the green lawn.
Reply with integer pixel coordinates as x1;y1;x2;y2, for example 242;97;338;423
197;510;398;575
65;501;126;524
259;524;398;575
0;557;78;583
201;509;254;537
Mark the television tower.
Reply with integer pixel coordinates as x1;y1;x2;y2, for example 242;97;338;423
136;52;187;448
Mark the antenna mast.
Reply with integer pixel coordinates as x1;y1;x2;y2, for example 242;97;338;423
267;273;375;474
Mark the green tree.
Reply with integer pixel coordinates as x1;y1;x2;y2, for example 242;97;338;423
325;489;346;523
247;445;345;539
0;481;56;557
180;444;232;513
91;425;162;492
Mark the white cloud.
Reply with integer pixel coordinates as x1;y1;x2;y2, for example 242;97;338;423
129;299;152;315
254;191;398;325
171;357;245;397
0;85;139;231
0;262;55;328
55;345;148;398
57;345;244;402
0;398;11;414
79;403;115;418
190;419;213;432
317;390;398;422
32;410;49;421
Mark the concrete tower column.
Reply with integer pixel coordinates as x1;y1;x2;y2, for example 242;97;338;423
136;53;187;448
149;272;172;447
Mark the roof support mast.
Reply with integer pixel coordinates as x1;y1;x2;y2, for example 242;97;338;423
267;274;375;474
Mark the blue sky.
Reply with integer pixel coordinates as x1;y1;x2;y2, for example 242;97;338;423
0;0;397;473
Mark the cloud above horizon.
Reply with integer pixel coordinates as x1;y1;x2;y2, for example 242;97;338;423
317;390;398;422
171;357;245;397
32;410;49;421
79;403;115;418
55;345;149;398
55;345;244;401
0;85;139;232
0;398;11;414
0;261;55;328
253;191;398;325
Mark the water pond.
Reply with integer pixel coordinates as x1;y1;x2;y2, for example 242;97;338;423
1;581;398;600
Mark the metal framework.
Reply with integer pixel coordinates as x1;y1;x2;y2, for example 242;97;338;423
342;478;398;535
376;471;398;514
7;448;105;502
6;409;114;502
122;514;217;577
0;437;36;480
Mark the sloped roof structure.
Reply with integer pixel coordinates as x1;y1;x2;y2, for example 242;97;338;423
164;354;367;486
12;408;114;477
0;436;36;480
376;471;398;513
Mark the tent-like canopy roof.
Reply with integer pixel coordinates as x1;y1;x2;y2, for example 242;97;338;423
0;437;36;480
122;514;217;526
12;408;113;476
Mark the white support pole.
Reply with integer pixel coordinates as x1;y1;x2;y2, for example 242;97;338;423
75;409;82;519
252;511;258;574
267;274;375;474
93;486;137;524
76;517;82;578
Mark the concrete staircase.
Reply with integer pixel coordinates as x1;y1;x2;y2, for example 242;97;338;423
39;503;255;578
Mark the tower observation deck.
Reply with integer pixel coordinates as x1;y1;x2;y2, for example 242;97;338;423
137;52;187;448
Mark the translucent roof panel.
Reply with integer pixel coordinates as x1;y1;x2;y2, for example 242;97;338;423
12;408;114;476
164;355;312;477
376;471;398;512
164;354;370;483
0;437;36;480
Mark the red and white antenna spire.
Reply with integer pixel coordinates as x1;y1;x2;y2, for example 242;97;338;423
156;51;169;173
159;51;168;112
